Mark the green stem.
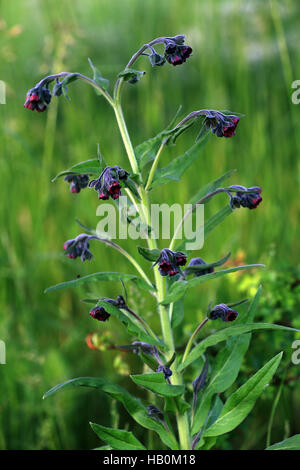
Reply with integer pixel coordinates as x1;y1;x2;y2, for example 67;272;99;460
145;140;166;191
113;102;139;175
181;317;209;365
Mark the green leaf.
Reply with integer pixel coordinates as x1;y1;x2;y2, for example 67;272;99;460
171;296;185;328
265;435;300;450
118;68;146;84
44;272;154;294
137;246;161;262
204;287;262;396
88;58;109;92
188;169;237;205
90;422;146;450
149;131;210;190
52;158;103;182
130;372;185;397
175;205;233;253
203;352;283;437
122;177;141;200
179;322;298;371
161;265;264;305
96;300;164;349
43;377;178;449
164;396;191;415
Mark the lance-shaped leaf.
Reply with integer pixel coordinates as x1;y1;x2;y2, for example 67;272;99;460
137;246;161;262
203;352;283;437
265;435;300;450
45;272;154;294
131;372;185;397
90;422;146;450
95;300;165;349
149;131;210;190
175;205;233;253
52;158;103;182
43;377;178;449
88;58;109;92
188;169;237;205
179;322;298;371
161;265;264;305
204;287;262;397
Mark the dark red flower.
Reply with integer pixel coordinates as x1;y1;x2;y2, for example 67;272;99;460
89;306;110;322
24;86;51;113
64;174;89;194
198;110;241;138
89;166;128;201
228;185;262;210
209;304;238;322
164;36;193;66
154;249;186;277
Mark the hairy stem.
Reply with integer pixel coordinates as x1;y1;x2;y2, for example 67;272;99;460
181;317;209;365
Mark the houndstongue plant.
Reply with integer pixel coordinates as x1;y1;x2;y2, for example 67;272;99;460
25;35;299;450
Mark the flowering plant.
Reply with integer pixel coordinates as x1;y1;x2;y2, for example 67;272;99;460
26;35;298;450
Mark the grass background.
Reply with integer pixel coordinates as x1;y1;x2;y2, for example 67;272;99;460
0;0;299;449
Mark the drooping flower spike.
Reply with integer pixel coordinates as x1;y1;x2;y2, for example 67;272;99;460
63;233;94;261
24;86;52;113
227;185;263;210
64;174;89;194
198;109;240;138
89;166;129;200
164;35;193;66
209;303;238;322
153;248;187;277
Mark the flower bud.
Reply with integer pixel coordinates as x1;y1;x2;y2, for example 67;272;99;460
156;364;173;379
89;306;110;322
184;257;214;277
64;174;89;194
63;233;93;262
209;303;238;322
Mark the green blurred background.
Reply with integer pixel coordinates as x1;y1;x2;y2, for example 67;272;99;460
0;0;299;450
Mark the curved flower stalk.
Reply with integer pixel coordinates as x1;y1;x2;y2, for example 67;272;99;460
25;34;297;451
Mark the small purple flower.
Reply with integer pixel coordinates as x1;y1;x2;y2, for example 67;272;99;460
199;110;240;138
164;35;192;66
184;257;214;277
154;249;187;277
209;303;238;322
228;185;262;210
63;233;93;262
24;86;51;113
64;174;89;194
156;364;173;379
89;306;110;322
89;166;128;201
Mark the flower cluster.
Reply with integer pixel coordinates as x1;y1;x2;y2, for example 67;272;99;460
89;306;111;322
199;110;240;138
24;86;52;113
64;174;89;193
184;257;214;277
228;185;262;210
209;303;238;322
164;35;193;66
154;249;187;277
63;233;93;261
89;166;128;200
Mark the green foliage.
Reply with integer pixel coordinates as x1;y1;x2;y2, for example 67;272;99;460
90;422;146;450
